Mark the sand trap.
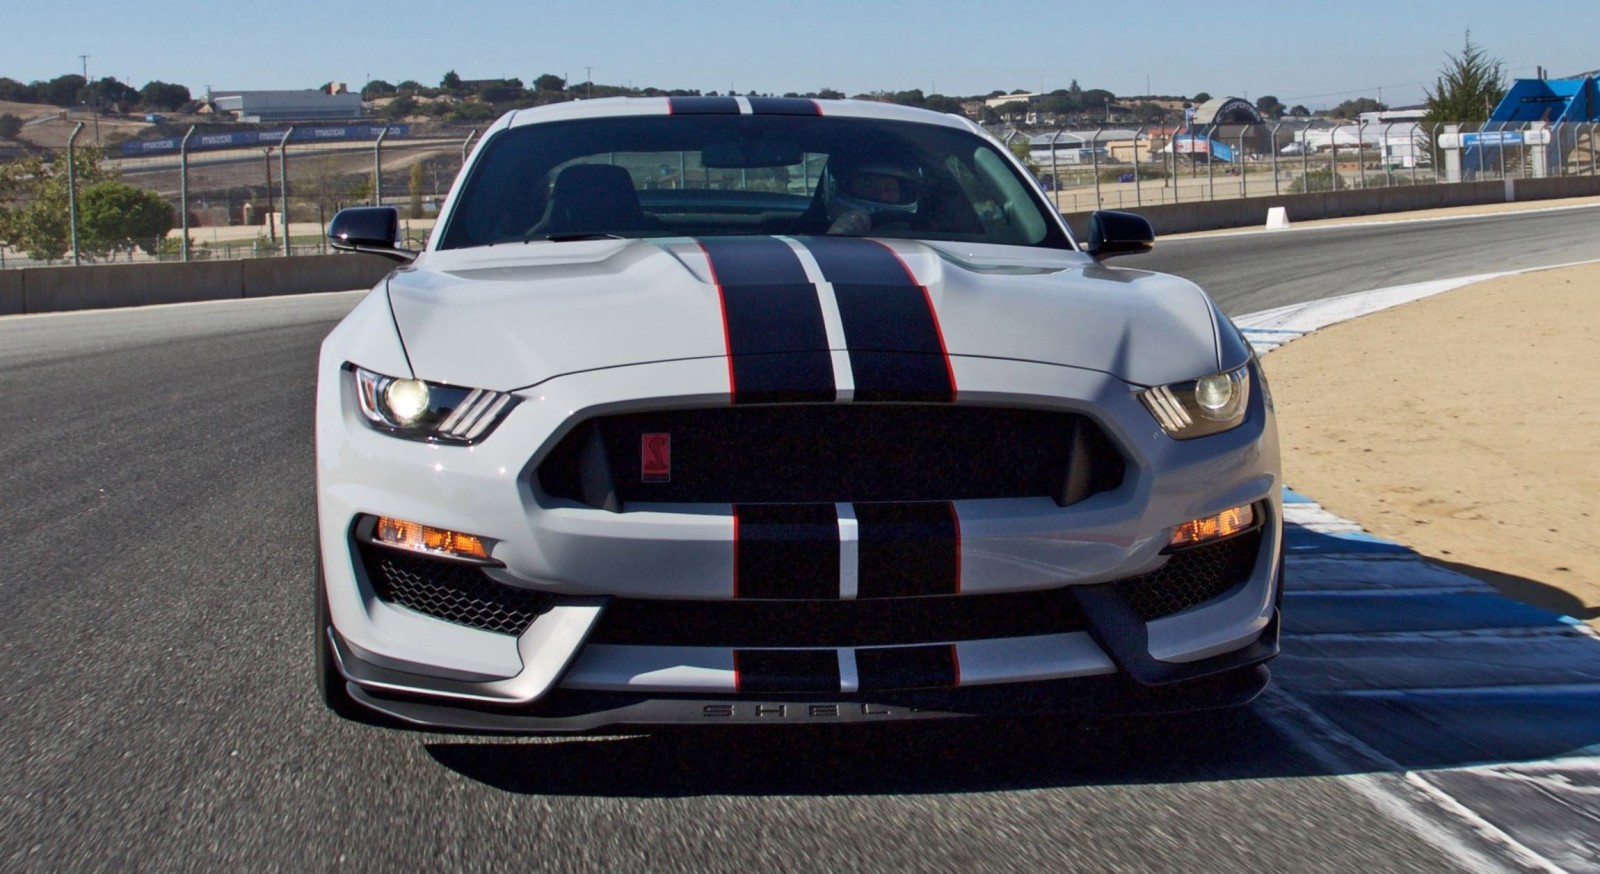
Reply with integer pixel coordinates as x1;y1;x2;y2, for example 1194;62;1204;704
1262;261;1600;627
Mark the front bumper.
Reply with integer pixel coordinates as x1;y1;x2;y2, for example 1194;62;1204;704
317;336;1282;731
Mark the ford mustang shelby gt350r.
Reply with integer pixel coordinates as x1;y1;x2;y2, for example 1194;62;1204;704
315;96;1282;731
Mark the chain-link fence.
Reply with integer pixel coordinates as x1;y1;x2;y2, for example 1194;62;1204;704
1;124;477;268
3;118;1598;268
1002;120;1600;214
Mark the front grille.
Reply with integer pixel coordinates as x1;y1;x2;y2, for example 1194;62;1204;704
359;544;555;636
1116;528;1262;621
587;588;1092;648
590;529;1262;648
538;404;1124;510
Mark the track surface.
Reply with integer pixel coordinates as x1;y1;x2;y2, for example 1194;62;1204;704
4;209;1597;871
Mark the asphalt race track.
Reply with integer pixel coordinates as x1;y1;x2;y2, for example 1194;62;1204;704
3;207;1599;871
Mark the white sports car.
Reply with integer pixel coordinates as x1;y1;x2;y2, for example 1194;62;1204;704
316;96;1282;731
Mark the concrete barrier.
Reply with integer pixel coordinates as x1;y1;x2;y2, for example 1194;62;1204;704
3;253;394;316
1065;174;1600;238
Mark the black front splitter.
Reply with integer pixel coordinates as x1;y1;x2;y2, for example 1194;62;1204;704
346;662;1271;735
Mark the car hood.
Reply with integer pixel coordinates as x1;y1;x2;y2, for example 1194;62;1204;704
386;237;1226;392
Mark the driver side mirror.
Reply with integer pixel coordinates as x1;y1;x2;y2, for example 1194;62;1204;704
1082;210;1154;260
328;207;418;262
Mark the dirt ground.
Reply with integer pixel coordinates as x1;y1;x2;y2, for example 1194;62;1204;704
1262;261;1600;627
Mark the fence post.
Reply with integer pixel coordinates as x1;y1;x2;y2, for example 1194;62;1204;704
1133;125;1143;207
1409;125;1420;185
1271;122;1282;195
1049;130;1061;211
1238;128;1247;198
67;122;84;266
1381;122;1393;186
1592;122;1598;176
1091;129;1102;209
461;129;478;162
1329;126;1337;191
1356;120;1367;188
180;125;195;262
1204;125;1214;200
278;127;294;257
374;127;389;206
1302;123;1310;188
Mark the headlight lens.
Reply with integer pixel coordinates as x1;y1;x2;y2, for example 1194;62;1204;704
1140;365;1251;439
350;365;518;443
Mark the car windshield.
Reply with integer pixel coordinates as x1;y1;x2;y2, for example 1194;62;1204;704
435;114;1073;251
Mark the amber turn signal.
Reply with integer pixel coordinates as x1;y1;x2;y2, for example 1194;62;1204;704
375;516;490;560
1170;504;1254;549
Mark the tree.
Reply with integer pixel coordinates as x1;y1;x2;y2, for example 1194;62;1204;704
80;181;175;257
0;77;31;102
476;78;523;103
1255;94;1286;119
0;113;22;139
923;94;966;115
39;74;86;106
93;76;140;108
1192;92;1212;104
1424;33;1506;123
1289;104;1311;117
1331;96;1386;118
140;81;191;111
0;147;118;261
440;70;463;92
533;74;566;92
379;95;417;120
361;79;396;100
816;88;845;100
994;100;1031;123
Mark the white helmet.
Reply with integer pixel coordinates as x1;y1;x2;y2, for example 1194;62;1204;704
823;160;923;222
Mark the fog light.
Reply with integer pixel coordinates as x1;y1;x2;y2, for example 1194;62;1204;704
375;516;490;560
1170;504;1255;548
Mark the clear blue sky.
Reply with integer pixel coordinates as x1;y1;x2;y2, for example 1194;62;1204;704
7;0;1596;110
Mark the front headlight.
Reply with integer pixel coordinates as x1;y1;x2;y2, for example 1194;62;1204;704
349;365;518;444
1140;365;1250;439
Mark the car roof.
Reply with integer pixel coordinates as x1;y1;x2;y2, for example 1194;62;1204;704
498;96;982;134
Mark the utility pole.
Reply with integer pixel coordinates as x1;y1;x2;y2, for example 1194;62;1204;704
79;54;100;143
586;66;593;99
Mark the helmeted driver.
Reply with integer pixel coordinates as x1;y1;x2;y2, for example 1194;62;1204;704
824;159;923;235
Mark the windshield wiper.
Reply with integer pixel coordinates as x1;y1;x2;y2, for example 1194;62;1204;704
534;232;629;243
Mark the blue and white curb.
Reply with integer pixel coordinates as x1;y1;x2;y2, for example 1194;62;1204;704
1236;272;1600;873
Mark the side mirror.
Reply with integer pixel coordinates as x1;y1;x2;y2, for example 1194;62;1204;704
1082;210;1154;260
328;207;417;262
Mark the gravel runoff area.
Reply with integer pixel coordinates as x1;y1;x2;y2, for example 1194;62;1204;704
1262;260;1600;629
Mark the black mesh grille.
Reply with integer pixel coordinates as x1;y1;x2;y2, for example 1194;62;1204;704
360;544;554;636
1116;529;1262;621
538;404;1124;509
588;589;1092;649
